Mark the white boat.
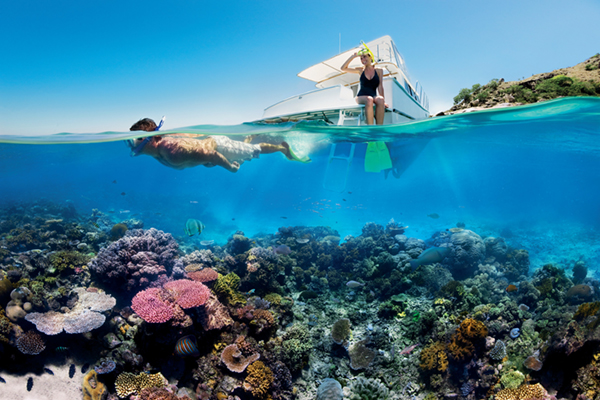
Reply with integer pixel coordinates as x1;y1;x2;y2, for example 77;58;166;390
261;35;430;126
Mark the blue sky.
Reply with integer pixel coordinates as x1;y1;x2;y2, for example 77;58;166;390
1;0;599;135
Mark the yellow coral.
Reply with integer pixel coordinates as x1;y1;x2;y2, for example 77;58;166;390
244;361;274;399
114;372;166;398
264;293;282;306
448;318;488;361
82;370;106;400
495;383;545;400
574;301;600;320
214;273;246;306
420;342;448;372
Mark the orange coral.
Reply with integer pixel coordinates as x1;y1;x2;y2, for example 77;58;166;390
448;318;487;361
251;309;275;333
243;361;274;399
419;342;448;372
574;301;600;320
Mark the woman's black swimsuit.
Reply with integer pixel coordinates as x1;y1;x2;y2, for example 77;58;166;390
357;69;379;97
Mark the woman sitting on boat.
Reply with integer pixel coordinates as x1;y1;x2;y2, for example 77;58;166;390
341;50;388;125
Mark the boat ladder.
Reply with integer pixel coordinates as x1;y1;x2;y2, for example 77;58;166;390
322;109;362;192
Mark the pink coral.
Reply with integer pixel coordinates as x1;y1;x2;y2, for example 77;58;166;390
131;288;175;323
164;279;211;309
187;268;218;283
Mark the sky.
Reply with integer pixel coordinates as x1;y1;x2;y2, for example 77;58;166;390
1;0;599;136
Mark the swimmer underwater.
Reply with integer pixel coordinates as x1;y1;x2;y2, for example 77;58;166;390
127;118;310;172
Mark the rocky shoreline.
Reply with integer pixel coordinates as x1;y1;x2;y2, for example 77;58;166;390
436;54;600;116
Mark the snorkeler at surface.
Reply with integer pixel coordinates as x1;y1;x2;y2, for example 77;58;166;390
127;118;310;172
341;50;388;125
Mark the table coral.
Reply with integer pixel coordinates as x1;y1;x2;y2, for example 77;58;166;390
221;343;260;373
163;279;211;309
131;288;175;323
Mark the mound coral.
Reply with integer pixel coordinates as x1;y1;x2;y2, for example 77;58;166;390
221;343;260;373
420;341;448;373
114;372;166;398
316;378;343;400
349;339;376;370
346;377;391;400
567;284;593;301
244;361;274;398
25;288;116;335
251;309;276;334
88;228;181;291
495;383;545;400
16;331;46;355
163;279;211;309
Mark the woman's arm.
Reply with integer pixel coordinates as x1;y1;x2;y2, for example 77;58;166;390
341;53;363;74
376;69;385;98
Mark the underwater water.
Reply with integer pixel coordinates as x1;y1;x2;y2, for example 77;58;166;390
0;97;600;400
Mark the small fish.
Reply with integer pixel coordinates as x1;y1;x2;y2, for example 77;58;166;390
55;346;69;352
343;199;346;201
296;238;309;244
175;335;200;357
81;363;90;374
200;240;214;246
346;280;365;288
348;191;352;194
506;284;518;293
120;210;130;214
427;213;440;219
44;368;54;375
0;376;5;383
273;244;291;255
232;218;235;221
243;289;256;295
112;180;117;183
281;216;287;219
400;343;420;355
190;200;198;204
184;219;205;236
92;222;99;228
107;210;115;214
121;192;126;196
69;364;76;378
27;377;33;391
409;247;450;270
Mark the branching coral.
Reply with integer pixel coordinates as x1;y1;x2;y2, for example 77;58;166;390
574;301;600;320
213;272;245;306
448;318;488;361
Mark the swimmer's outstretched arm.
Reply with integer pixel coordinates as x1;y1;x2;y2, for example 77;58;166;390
204;152;240;173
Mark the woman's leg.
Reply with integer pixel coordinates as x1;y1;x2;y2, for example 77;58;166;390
374;96;386;125
356;96;374;125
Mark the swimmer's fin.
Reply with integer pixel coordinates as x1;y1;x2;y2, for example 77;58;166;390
285;143;311;163
365;141;392;172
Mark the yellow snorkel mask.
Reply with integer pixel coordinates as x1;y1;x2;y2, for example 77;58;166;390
358;41;376;63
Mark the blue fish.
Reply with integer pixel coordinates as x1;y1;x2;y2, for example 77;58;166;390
81;363;90;374
174;335;200;357
409;247;450;270
44;368;54;375
27;377;33;391
69;364;76;378
0;376;5;383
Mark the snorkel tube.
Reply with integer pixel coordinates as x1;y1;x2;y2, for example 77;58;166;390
129;116;166;157
359;41;376;64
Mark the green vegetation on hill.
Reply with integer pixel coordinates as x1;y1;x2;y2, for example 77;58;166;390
451;53;600;109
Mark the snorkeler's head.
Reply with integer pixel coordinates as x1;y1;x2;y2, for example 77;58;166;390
130;118;157;132
358;49;374;63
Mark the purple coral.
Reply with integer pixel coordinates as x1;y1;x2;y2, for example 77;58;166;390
88;228;180;291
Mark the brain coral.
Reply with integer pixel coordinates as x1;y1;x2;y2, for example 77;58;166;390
316;378;343;400
495;383;545;400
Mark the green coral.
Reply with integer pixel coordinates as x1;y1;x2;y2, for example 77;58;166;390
500;370;525;389
275;324;312;371
0;309;12;344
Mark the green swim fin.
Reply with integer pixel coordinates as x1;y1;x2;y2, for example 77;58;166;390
287;145;311;163
364;141;392;172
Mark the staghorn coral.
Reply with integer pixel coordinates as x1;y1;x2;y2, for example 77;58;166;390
494;383;545;400
82;370;107;400
115;372;166;398
243;361;273;398
420;341;448;372
88;228;180;291
25;288;116;335
275;324;312;371
221;343;260;373
16;331;46;355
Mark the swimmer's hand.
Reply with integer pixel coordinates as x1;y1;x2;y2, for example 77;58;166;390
229;162;240;173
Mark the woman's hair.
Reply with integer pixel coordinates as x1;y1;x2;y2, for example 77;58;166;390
130;118;157;132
